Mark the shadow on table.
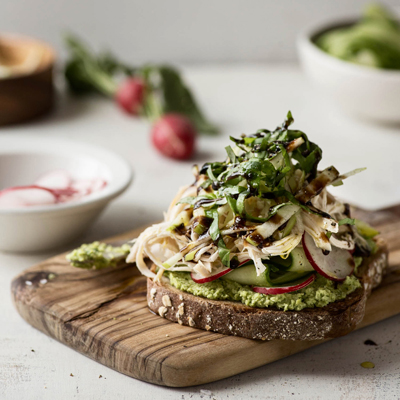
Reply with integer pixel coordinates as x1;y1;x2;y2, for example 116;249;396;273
172;316;400;394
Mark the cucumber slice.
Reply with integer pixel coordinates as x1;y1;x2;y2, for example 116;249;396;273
268;271;313;285
222;264;270;286
223;264;312;287
222;247;314;287
286;247;314;273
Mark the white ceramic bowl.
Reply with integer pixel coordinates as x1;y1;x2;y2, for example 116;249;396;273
297;18;400;123
0;137;132;253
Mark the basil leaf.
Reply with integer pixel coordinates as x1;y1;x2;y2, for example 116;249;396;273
279;144;291;170
217;238;231;268
200;179;213;189
244;137;256;145
226;196;239;215
225;145;237;164
208;210;220;241
237;190;250;216
207;165;217;181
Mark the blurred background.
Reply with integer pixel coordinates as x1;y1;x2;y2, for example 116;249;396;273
2;0;399;64
1;0;400;244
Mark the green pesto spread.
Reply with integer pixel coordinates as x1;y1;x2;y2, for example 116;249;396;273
166;272;361;311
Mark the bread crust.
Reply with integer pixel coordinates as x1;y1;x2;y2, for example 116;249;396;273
147;239;388;340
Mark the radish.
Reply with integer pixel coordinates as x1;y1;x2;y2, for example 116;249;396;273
151;113;197;160
252;274;315;295
191;267;232;284
90;178;107;192
115;78;145;115
302;233;354;282
70;179;94;196
35;170;71;190
0;186;57;208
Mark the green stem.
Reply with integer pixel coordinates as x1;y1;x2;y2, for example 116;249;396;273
142;90;163;121
88;67;118;96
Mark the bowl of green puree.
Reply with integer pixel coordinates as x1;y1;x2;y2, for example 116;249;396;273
297;3;400;123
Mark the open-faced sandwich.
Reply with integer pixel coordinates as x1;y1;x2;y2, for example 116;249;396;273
68;112;388;341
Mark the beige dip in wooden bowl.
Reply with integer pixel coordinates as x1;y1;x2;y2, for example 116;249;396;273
0;34;55;126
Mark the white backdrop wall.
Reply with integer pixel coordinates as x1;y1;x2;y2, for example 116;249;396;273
1;0;399;64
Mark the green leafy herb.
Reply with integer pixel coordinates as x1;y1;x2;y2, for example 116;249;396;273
217;239;231;268
185;112;327;227
206;209;231;268
225;146;238;164
226;195;239;215
207;165;217;181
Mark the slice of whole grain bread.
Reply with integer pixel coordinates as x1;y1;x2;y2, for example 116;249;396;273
147;239;388;340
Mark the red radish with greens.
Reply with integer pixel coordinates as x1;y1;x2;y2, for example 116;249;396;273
115;78;145;115
151;113;197;160
64;35;219;135
252;274;316;295
302;233;354;282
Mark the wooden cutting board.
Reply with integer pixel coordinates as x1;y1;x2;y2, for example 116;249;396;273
11;205;400;387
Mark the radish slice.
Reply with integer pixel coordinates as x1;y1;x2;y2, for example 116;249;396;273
35;170;71;190
0;186;57;208
90;178;107;192
302;233;354;282
70;179;94;196
71;178;107;196
0;170;108;209
191;267;232;284
252;273;315;295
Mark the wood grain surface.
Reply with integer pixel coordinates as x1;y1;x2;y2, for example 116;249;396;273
10;205;400;387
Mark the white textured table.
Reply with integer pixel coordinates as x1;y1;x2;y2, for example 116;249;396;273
1;64;400;400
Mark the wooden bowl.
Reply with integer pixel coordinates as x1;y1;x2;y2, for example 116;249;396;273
0;34;55;126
